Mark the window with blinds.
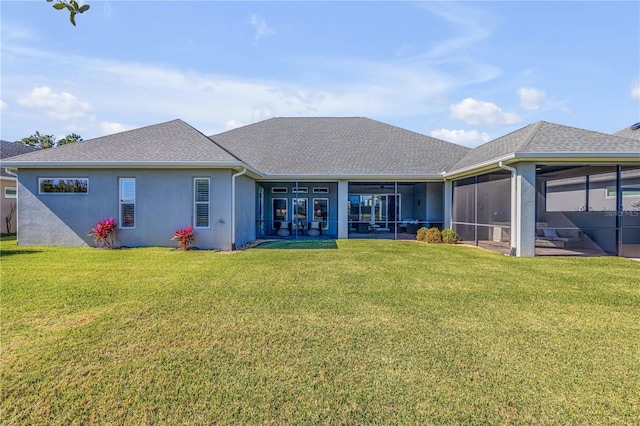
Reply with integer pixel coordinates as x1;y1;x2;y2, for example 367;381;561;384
194;178;210;228
119;178;135;228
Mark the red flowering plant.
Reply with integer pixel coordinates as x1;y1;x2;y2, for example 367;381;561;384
172;225;195;250
87;217;117;248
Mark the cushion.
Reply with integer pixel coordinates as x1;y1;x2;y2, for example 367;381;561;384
542;228;558;238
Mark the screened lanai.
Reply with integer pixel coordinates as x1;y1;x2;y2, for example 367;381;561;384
347;181;444;239
537;165;640;257
451;165;640;257
451;171;512;251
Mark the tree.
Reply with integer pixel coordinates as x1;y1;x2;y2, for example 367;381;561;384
16;132;83;149
57;133;83;146
46;0;90;26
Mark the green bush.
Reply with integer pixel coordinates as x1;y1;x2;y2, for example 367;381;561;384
417;227;443;243
425;227;442;243
441;228;459;244
416;227;428;242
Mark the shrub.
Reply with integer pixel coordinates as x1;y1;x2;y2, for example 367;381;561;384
441;228;459;244
87;217;117;248
424;227;442;243
417;226;442;243
172;226;195;250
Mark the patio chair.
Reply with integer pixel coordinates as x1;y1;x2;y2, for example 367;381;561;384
276;221;291;237
307;221;321;237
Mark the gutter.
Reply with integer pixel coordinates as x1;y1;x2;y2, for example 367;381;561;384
231;167;247;250
498;161;517;256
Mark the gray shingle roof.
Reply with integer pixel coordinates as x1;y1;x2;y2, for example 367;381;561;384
3;120;241;165
210;117;470;176
614;123;640;140
1;140;39;177
449;121;640;173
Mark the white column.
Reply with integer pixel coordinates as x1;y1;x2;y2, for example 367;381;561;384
515;163;536;257
443;180;453;229
337;180;349;239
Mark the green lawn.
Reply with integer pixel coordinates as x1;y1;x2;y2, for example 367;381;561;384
1;239;639;424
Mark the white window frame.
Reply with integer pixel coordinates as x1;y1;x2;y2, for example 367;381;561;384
4;187;17;199
313;197;329;230
38;177;89;194
272;187;288;193
194;178;210;229
313;187;329;194
119;178;136;229
292;187;308;194
272;198;288;227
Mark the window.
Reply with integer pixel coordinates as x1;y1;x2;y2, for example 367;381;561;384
272;187;288;193
39;178;88;194
293;198;308;227
119;178;135;228
292;187;308;194
4;187;17;199
313;187;329;194
273;198;288;226
313;198;329;230
194;178;210;228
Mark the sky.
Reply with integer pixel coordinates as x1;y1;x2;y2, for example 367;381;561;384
1;1;639;148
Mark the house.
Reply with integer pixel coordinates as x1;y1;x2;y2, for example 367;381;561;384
0;140;39;233
3;118;639;257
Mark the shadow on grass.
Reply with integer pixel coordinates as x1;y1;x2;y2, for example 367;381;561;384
1;249;43;257
254;240;338;250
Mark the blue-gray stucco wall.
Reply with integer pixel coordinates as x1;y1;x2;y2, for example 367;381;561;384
17;168;249;250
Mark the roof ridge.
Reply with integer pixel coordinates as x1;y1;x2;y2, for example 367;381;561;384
518;120;545;152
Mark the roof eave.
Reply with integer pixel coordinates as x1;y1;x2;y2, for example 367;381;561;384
444;152;640;180
1;161;263;176
256;173;446;181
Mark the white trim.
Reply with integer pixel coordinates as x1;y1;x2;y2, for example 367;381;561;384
193;177;211;229
313;187;329;193
271;187;288;193
445;154;640;179
119;178;136;229
292;187;308;193
293;197;308;229
38;177;89;195
313;197;329;230
272;198;288;227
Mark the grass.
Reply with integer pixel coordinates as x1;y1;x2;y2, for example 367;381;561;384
1;238;639;424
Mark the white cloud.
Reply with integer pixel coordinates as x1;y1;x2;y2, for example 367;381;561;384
18;86;90;120
100;122;134;135
249;14;275;41
518;87;546;110
450;98;521;127
0;100;7;110
0;35;499;139
560;106;576;118
225;120;246;131
430;128;491;147
632;80;640;100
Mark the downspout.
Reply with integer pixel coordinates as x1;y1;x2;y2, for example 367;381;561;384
231;167;247;250
499;161;517;256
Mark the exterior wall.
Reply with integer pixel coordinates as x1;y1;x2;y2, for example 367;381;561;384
337;180;348;238
17;168;234;250
235;174;256;248
515;162;536;257
1;178;18;233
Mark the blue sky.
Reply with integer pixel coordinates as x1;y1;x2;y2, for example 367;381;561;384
1;1;639;147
